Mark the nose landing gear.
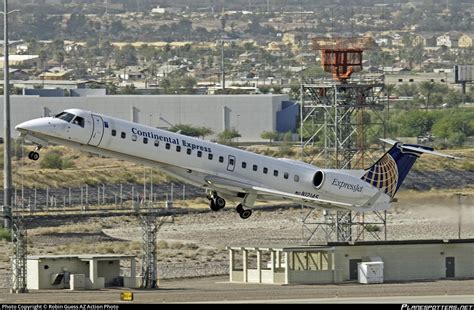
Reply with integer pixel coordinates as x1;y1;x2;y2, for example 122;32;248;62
27;145;42;161
28;151;40;161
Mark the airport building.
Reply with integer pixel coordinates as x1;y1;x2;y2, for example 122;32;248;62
228;239;474;285
0;94;298;142
25;254;139;290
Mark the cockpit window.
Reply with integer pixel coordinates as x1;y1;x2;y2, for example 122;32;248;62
72;116;84;128
55;112;75;123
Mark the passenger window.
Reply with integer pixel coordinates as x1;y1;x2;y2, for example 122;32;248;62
72;116;84;127
229;158;234;165
219;156;224;163
197;151;202;158
154;140;159;147
121;132;126;139
187;148;192;155
208;154;213;160
253;165;258;171
111;129;117;137
273;170;278;177
132;134;137;142
284;172;289;179
165;143;170;150
176;145;181;152
242;162;247;169
263;167;268;174
294;175;300;182
143;137;148;144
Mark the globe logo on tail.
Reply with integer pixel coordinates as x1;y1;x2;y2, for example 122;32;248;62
361;153;398;198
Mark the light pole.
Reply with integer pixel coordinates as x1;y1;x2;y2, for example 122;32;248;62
2;0;18;229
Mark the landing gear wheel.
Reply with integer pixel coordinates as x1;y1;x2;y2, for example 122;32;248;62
28;151;40;161
215;197;226;209
239;209;252;219
236;204;252;219
209;199;220;211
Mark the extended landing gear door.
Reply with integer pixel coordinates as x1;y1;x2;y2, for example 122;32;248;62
88;114;104;146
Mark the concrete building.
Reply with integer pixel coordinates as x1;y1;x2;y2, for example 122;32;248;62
458;34;473;48
0;55;39;69
384;71;454;86
26;254;138;290
228;239;474;285
0;94;298;142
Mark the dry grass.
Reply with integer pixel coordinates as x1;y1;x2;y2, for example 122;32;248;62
29;222;102;236
28;240;143;256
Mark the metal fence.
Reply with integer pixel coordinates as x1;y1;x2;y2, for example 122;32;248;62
1;182;203;212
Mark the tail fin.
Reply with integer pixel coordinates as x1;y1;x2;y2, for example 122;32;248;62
361;139;459;198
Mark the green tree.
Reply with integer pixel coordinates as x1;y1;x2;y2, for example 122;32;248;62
119;84;139;94
258;86;271;94
272;85;282;94
106;83;118;95
432;110;474;146
114;44;138;68
397;110;438;137
169;124;213;138
418;81;436;110
383;84;397;122
261;131;278;142
217;129;241;145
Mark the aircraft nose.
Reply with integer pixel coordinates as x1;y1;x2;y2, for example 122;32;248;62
15;119;49;133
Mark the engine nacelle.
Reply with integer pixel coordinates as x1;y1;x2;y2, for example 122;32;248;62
312;169;378;199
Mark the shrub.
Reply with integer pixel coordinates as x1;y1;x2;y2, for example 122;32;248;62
0;228;12;241
365;224;381;232
40;150;75;170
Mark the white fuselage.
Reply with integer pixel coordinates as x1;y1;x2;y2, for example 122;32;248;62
16;109;391;211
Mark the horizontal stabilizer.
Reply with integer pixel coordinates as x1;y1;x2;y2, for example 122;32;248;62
380;138;461;160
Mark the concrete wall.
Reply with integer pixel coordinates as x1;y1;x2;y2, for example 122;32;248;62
0;94;291;142
288;270;334;284
36;258;89;290
333;243;474;282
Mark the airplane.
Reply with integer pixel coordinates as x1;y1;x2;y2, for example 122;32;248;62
15;108;459;219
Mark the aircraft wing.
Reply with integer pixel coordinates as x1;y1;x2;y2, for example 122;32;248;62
205;176;379;210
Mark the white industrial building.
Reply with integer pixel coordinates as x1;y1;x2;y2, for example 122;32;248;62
228;239;474;285
0;94;298;142
26;254;139;290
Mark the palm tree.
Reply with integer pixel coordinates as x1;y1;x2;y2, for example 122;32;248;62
383;84;396;121
418;81;436;111
383;83;397;138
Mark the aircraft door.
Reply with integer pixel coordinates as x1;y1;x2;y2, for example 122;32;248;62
88;114;104;146
227;155;236;172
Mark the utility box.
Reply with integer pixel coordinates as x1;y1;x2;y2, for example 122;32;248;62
70;274;86;290
358;262;384;284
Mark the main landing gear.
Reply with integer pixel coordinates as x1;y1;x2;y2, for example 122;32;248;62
236;204;252;220
207;192;226;211
27;146;42;161
207;191;253;219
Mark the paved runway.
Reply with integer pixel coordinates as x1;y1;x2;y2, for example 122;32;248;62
1;276;473;304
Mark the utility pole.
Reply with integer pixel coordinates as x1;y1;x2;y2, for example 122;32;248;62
220;14;226;91
2;0;15;229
